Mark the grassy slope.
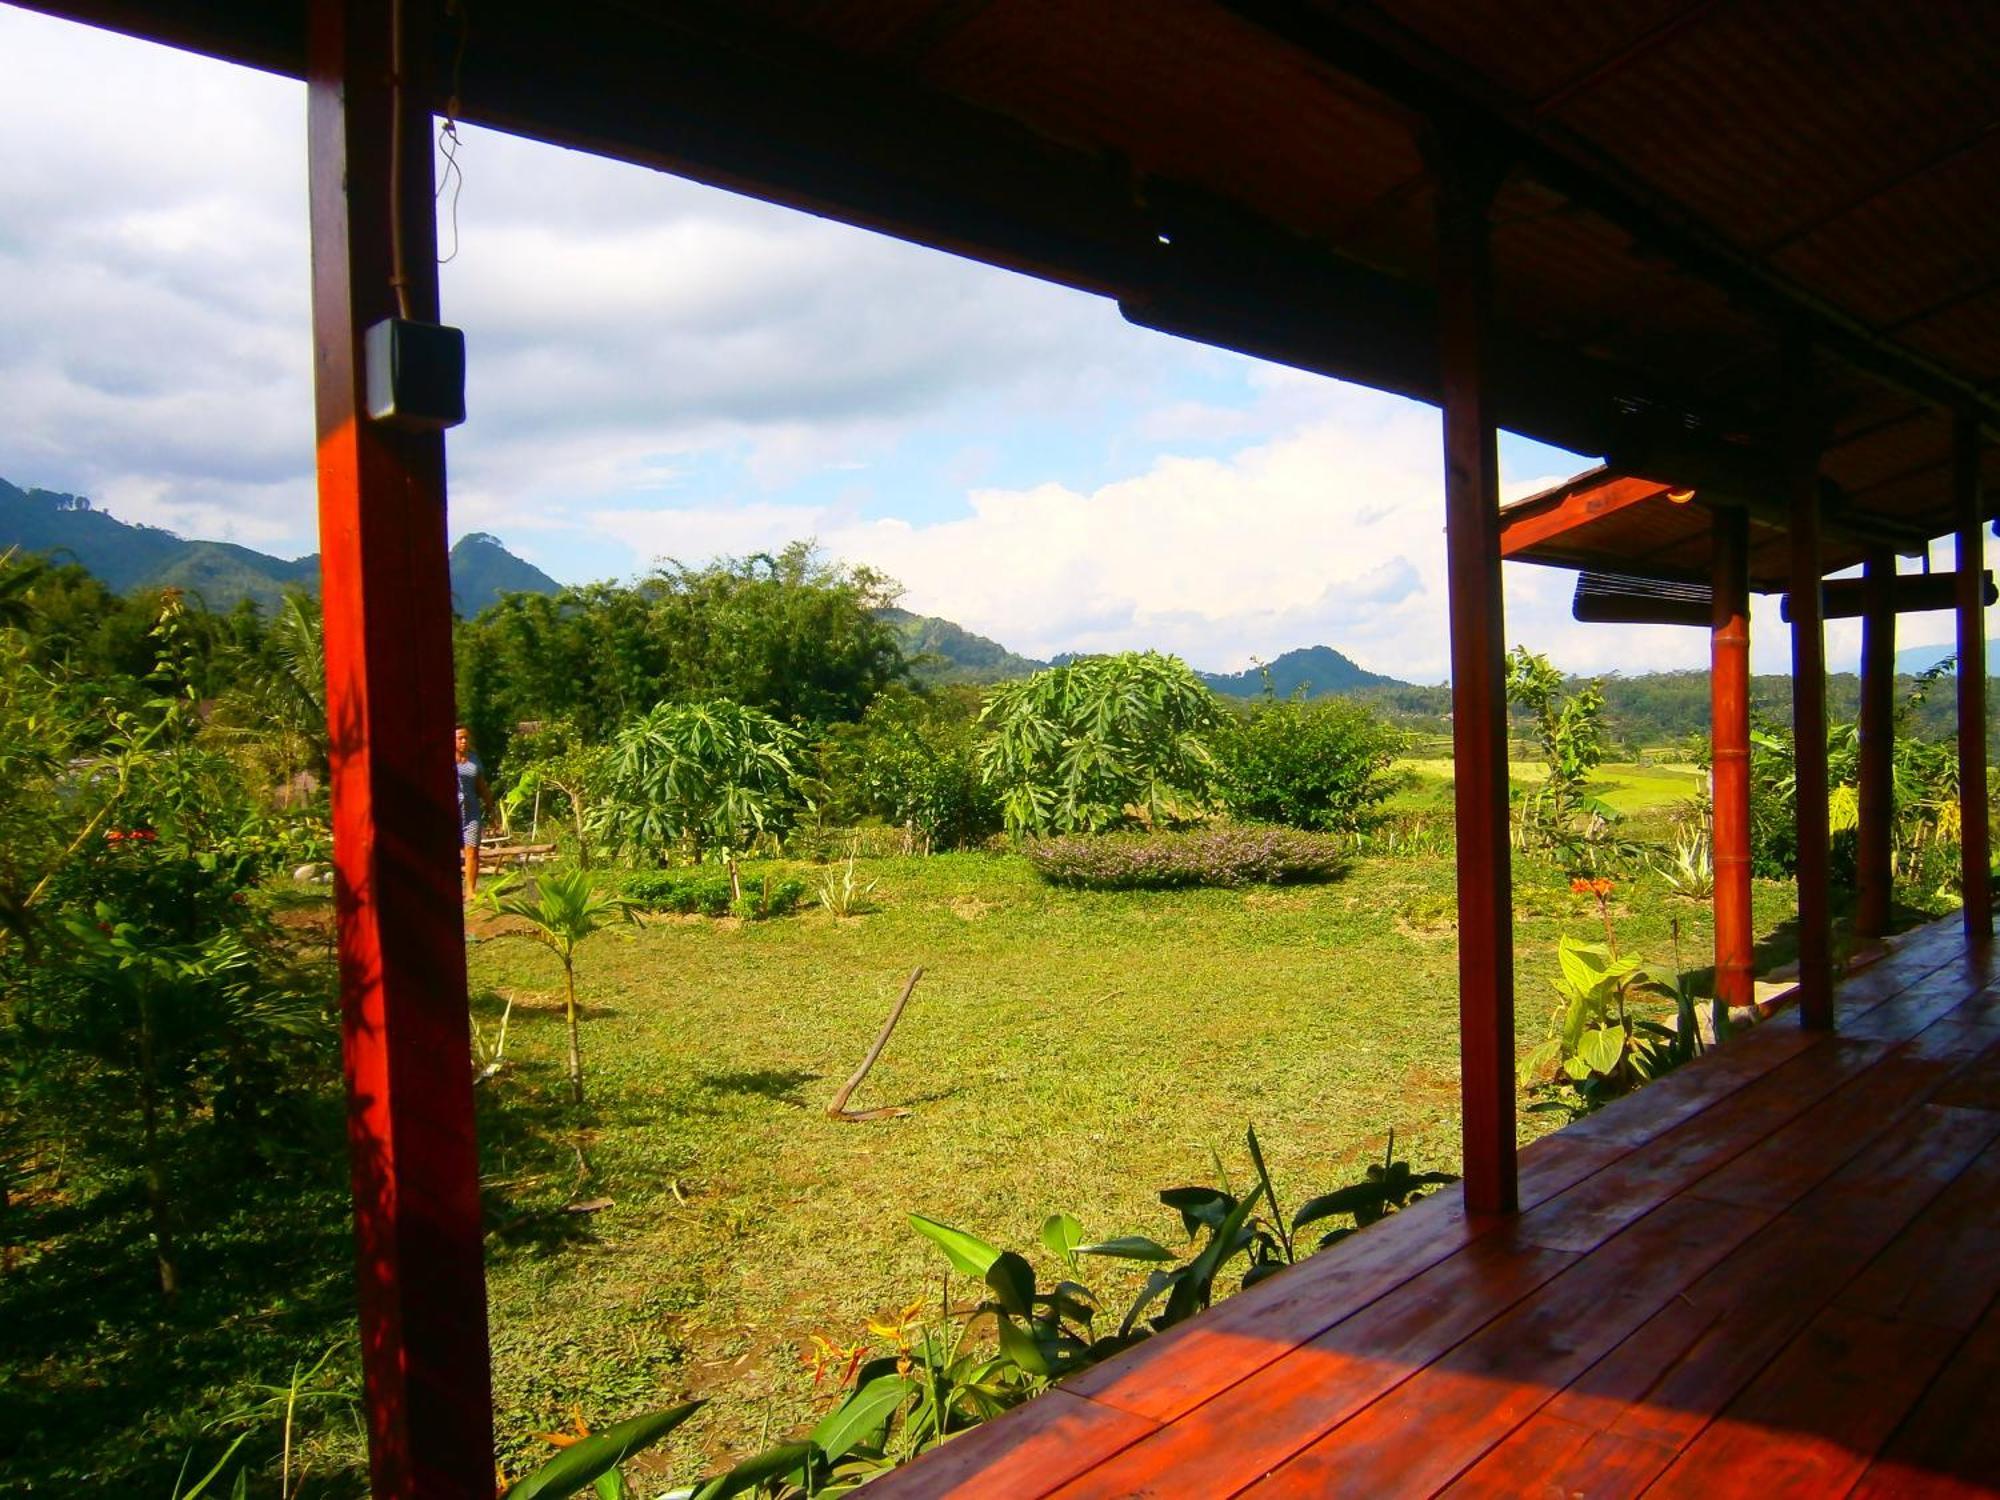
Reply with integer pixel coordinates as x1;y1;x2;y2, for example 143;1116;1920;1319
466;840;1794;1487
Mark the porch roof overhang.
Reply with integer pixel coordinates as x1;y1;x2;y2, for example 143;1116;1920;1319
1501;466;1832;593
17;0;2000;551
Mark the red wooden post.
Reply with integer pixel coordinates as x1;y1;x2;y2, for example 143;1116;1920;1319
1435;147;1517;1216
1785;337;1833;1026
1955;413;1994;940
307;1;495;1494
1710;506;1754;1010
1855;547;1897;939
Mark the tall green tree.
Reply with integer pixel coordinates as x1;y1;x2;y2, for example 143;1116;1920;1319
454;541;908;766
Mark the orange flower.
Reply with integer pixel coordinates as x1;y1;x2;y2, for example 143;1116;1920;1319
1592;878;1614;897
1569;877;1590;894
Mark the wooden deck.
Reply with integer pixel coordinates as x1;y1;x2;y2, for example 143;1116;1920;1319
872;911;2000;1498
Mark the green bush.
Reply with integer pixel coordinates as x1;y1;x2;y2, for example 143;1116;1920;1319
816;687;1001;852
619;867;805;919
1024;826;1349;890
1217;695;1403;832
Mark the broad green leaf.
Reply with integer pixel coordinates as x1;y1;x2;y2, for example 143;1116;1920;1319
1576;1025;1627;1077
1556;936;1608;999
505;1403;704;1500
1291;1183;1388;1231
808;1375;913;1463
1077;1235;1176;1262
690;1442;818;1500
907;1213;1000;1278
985;1251;1035;1318
995;1313;1051;1376
1040;1212;1086;1261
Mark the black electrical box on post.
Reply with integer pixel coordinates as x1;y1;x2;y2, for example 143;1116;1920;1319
364;318;467;430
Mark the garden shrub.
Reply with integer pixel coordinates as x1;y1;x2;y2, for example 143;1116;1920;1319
1217;695;1403;832
1024;826;1348;890
816;686;1002;852
619;867;805;918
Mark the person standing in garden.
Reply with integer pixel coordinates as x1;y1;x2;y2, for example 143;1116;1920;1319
456;725;496;900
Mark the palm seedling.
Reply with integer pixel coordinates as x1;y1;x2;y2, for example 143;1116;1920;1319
488;868;632;1106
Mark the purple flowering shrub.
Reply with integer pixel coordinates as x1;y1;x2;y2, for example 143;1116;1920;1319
1024;825;1350;890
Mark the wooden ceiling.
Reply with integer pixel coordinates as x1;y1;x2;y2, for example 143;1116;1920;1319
24;0;2000;553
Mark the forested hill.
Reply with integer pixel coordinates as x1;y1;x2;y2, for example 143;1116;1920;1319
0;475;559;614
1198;645;1399;697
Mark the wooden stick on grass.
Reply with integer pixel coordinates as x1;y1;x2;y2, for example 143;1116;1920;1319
828;967;924;1121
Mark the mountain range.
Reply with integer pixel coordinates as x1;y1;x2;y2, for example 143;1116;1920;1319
0;476;560;616
0;474;1407;692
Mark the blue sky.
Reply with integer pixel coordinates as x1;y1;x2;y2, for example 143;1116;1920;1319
2;5;1989;682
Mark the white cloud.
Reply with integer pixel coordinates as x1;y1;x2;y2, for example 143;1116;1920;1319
599;394;1741;682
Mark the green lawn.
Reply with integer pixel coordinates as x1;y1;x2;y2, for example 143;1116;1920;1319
462;845;1793;1488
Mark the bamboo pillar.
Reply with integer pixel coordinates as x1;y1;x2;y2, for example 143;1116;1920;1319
1855;548;1897;939
1435;147;1516;1216
307;1;495;1493
1956;413;1994;939
1786;337;1834;1026
1711;507;1754;1009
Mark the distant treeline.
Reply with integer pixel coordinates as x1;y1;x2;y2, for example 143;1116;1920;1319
1351;668;1987;754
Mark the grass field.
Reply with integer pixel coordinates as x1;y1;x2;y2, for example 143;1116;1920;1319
460;838;1795;1489
1391;755;1707;816
5;759;1799;1495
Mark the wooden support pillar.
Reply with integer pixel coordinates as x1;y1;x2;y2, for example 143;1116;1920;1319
307;1;494;1494
1710;507;1754;1010
1956;413;1994;939
1855;548;1897;939
1785;337;1834;1027
1435;147;1516;1216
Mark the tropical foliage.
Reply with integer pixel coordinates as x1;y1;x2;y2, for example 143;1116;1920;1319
595;700;804;896
1216;691;1404;833
486;868;634;1106
978;652;1223;836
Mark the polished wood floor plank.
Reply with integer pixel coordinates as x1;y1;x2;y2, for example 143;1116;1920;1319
1849;1293;2000;1499
1045;1233;1574;1499
860;1390;1157;1500
1239;1195;1767;1498
873;914;2000;1500
1644;1306;1951;1499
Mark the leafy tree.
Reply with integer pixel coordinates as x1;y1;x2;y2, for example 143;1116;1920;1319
487;869;632;1107
454;541;909;763
595;700;803;896
1218;690;1404;832
819;686;1001;851
3;594;331;1297
1505;646;1617;861
497;718;608;866
978;653;1223;837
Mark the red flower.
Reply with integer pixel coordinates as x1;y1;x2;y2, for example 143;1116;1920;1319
106;829;126;842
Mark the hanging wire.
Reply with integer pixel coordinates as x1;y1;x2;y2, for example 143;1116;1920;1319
436;0;471;267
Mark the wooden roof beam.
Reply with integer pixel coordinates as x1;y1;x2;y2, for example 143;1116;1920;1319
1214;0;2000;438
